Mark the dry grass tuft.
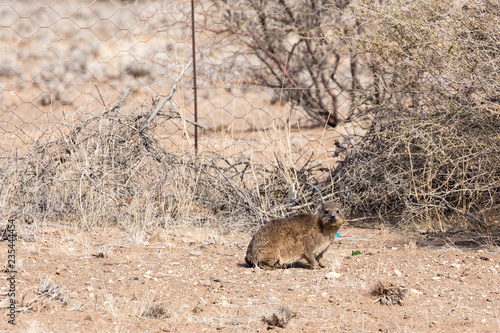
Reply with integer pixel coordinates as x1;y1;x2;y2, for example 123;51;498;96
35;277;69;305
262;304;297;329
138;293;170;319
140;303;170;320
370;281;407;306
22;277;69;311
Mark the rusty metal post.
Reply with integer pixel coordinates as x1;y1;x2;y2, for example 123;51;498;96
190;0;198;154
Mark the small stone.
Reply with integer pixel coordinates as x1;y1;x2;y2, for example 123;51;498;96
326;272;341;279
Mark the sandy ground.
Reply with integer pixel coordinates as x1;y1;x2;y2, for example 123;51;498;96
1;2;498;331
1;224;498;332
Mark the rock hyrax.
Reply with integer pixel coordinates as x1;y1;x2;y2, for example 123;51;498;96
245;202;345;269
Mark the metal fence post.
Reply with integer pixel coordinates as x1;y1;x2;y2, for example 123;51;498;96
191;0;198;154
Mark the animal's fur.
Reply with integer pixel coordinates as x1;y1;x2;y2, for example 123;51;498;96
245;202;345;269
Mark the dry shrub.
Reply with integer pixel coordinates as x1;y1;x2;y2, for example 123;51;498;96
203;0;363;127
35;277;69;305
139;293;170;319
370;281;407;306
262;304;297;329
331;0;500;231
22;277;69;311
0;92;255;228
0;87;332;230
140;303;170;320
0;91;178;228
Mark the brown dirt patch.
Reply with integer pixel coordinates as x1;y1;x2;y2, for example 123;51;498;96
1;225;498;332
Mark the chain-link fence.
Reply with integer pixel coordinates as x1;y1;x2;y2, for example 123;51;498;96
0;0;369;227
1;0;193;152
4;0;497;232
1;0;366;164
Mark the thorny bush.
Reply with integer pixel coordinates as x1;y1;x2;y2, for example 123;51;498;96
331;0;500;231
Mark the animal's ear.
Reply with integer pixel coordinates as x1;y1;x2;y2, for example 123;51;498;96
316;201;325;215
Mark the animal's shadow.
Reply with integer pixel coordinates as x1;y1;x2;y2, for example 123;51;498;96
237;261;312;270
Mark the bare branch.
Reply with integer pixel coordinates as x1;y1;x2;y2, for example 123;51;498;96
139;61;192;132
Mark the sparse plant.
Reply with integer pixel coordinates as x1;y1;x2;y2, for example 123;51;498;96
22;277;69;311
138;293;170;319
262;304;297;329
370;280;407;306
35;277;69;305
103;293;118;319
404;241;417;251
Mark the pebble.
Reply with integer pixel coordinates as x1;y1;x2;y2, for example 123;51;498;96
326;272;341;279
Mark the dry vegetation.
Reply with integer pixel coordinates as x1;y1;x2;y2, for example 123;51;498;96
204;0;365;127
1;2;499;330
331;0;500;234
0;83;336;230
261;304;297;329
370;280;407;306
20;277;69;312
0;0;498;241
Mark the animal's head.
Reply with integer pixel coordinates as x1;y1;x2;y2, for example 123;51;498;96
317;201;344;230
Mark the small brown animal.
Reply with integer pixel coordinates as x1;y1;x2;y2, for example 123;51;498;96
245;202;345;269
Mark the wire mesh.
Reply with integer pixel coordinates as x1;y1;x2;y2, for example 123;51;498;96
0;0;365;165
0;0;378;228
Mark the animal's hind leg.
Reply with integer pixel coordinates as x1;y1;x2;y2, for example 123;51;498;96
259;258;279;270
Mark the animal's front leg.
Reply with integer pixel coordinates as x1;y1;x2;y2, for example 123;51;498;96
316;250;328;268
303;253;321;269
